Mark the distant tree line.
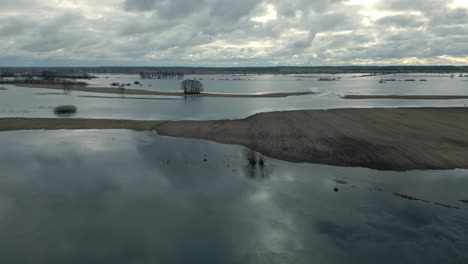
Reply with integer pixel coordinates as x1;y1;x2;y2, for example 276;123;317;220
2;66;468;75
140;72;184;79
0;77;87;87
0;71;16;78
0;70;96;80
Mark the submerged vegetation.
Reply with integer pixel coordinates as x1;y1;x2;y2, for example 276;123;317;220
140;72;184;79
318;77;341;81
243;148;269;179
244;148;258;166
379;78;429;83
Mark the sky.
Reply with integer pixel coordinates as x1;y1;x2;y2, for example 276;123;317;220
0;0;467;67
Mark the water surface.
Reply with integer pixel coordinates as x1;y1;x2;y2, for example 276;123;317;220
1;73;467;120
0;130;466;263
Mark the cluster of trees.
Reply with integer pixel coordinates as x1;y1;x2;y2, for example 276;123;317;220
0;71;95;80
20;79;87;86
181;80;203;94
0;76;87;87
40;71;57;80
111;82;131;87
318;77;340;81
140;72;184;79
0;71;16;78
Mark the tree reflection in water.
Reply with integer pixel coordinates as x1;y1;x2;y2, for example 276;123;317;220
243;148;271;179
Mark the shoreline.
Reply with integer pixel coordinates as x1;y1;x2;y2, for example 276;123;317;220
13;83;315;98
0;118;164;131
3;107;468;171
78;95;184;100
343;95;468;100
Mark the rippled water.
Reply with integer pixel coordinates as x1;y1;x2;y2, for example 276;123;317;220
0;73;467;120
0;130;467;263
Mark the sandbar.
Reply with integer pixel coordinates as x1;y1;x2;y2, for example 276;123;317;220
343;95;468;100
14;83;315;98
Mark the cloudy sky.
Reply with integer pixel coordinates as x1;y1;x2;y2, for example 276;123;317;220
0;0;467;66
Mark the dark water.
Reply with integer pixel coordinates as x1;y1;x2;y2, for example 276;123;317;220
0;130;467;263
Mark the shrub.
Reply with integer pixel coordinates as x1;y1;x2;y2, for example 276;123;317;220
243;148;269;179
318;77;337;81
54;105;77;115
258;155;265;167
243;148;257;166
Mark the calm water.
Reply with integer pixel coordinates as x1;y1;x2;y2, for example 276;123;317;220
89;73;467;95
0;130;467;263
1;75;468;262
0;74;467;120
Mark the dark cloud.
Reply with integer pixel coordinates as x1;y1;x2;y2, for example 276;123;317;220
124;0;159;11
0;16;35;36
19;12;98;53
377;0;445;12
0;0;466;66
429;7;468;26
376;15;425;28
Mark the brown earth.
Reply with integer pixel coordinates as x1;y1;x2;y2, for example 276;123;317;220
2;107;468;170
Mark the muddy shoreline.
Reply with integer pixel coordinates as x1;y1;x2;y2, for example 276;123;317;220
13;83;315;98
2;107;468;171
343;95;468;100
0;118;163;132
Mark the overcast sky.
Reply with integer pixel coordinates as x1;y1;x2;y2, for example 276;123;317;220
0;0;467;66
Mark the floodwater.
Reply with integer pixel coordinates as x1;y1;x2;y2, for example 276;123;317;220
1;74;468;263
89;73;467;95
0;73;467;120
0;130;467;263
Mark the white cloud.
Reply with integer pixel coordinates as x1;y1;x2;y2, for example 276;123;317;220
251;4;278;23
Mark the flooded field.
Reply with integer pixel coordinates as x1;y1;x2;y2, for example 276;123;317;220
1;74;468;263
1;73;468;120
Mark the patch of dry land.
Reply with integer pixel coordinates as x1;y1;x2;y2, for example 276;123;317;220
14;83;314;98
343;94;468;100
2;107;468;171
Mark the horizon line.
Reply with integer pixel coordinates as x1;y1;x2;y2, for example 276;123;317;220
1;65;467;68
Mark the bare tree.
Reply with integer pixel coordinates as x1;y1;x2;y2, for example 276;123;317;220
181;79;203;94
